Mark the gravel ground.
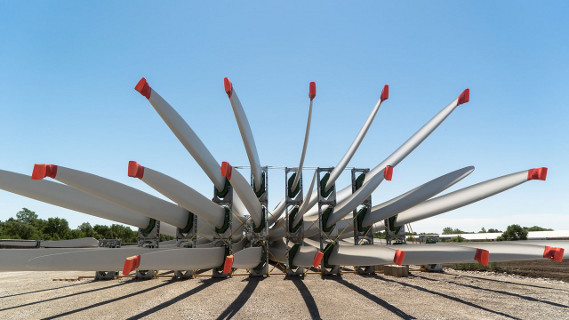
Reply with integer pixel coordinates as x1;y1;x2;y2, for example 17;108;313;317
0;268;567;320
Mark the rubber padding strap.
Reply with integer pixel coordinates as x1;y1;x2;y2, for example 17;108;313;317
474;248;489;266
355;207;370;233
354;173;366;190
139;218;157;236
393;250;405;266
178;212;195;234
321;207;335;233
322;242;337;269
288;244;301;270
252;207;267;233
319;173;334;198
288;206;302;233
287;173;301;198
252;242;267;272
215;179;231;198
215;207;231;234
253;171;267;198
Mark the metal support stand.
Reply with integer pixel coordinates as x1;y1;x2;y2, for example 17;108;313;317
284;167;304;276
212;180;233;278
351;168;375;274
135;219;160;280
247;167;269;277
174;213;198;279
94;239;122;280
316;167;340;276
385;216;406;245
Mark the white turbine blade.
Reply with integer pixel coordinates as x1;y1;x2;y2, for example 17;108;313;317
132;247;225;270
325;85;389;191
224;78;263;192
394;167;548;226
220;162;263;227
41;238;99;248
135;78;226;192
0;169;177;237
325;166;392;228
457;242;564;263
0;248;91;271
291;82;317;191
328;244;397;266
128;161;226;229
32;164;191;230
268;200;286;226
292;171;318;228
391;244;481;265
269;239;320;268
305;89;471;213
362;166;475;227
233;246;263;269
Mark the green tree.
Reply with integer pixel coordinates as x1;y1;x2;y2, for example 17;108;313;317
93;225;111;239
487;228;502;233
479;227;487;233
16;208;38;225
497;224;528;241
524;226;553;232
44;217;70;240
2;218;41;239
442;227;465;234
78;222;100;238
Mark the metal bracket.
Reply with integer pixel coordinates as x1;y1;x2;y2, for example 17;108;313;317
385;217;406;245
94;239;122;280
285;167;304;276
212;181;233;278
174;213;198;279
135;220;160;280
316;167;340;276
351;168;374;274
248;166;269;277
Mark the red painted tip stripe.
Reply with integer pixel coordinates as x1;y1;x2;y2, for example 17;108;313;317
127;161;144;179
31;164;58;180
380;84;389;102
312;251;324;268
220;162;233;180
223;255;234;274
474;248;489;266
309;82;316;101
224;77;233;98
135;77;151;99
543;246;564;262
393;250;405;266
457;88;470;106
122;255;141;275
527;167;548;181
384;165;393;181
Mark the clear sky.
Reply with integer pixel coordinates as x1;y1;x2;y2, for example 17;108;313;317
0;1;567;234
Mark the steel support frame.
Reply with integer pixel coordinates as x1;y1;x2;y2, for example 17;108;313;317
135;220;161;280
316;167;340;276
94;239;122;280
284;167;304;276
384;217;406;245
174;214;198;279
212;182;234;278
247;166;269;277
351;168;375;274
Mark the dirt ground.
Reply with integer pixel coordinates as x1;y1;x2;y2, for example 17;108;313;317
0;266;567;320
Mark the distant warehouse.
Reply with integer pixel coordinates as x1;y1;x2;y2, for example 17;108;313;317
439;230;569;241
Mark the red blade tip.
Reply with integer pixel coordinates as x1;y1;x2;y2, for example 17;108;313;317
128;161;144;179
380;84;389;102
309;82;316;101
224;77;233;98
384;165;393;181
543;246;564;262
312;251;324;268
223;255;234;274
393;250;405;266
527;167;547;181
31;164;58;180
457;88;470;106
122;255;141;275
220;162;233;180
135;77;151;99
475;248;489;266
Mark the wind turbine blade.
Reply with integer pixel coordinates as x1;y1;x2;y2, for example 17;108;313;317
0;248;90;271
291;82;317;191
362;166;475;227
233;246;264;269
40;238;99;248
393;167;548;226
457;242;564;263
128;161;226;229
269;239;319;268
304;89;470;217
135;78;226;192
0;169;177;237
389;244;482;265
328;244;397;266
325;84;389;191
224;78;263;192
220;162;263;227
32;164;191;230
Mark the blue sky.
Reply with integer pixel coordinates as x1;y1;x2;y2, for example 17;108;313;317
0;1;567;233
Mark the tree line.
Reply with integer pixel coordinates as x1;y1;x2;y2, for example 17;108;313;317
0;208;172;243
